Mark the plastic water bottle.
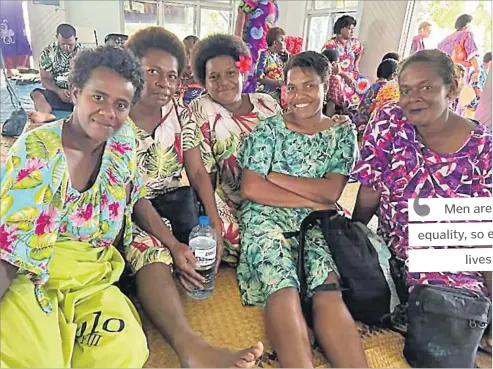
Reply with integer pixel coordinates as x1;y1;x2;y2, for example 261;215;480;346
187;216;217;299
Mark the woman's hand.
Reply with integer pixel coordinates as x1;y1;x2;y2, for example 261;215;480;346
168;241;206;291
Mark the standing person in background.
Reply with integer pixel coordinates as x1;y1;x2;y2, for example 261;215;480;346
438;14;480;79
464;52;492;118
410;21;432;55
0;0;32;77
234;0;279;93
322;15;370;109
29;23;82;123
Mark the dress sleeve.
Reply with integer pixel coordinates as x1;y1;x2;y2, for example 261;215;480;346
237;117;277;177
38;45;53;74
322;39;336;52
177;99;202;151
325;121;359;176
351;104;394;191
238;0;258;14
352;38;363;55
189;97;217;174
0;131;66;281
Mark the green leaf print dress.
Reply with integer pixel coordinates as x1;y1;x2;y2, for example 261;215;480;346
236;113;360;306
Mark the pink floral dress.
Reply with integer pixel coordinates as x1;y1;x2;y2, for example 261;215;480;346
352;103;491;296
189;93;281;265
323;37;371;107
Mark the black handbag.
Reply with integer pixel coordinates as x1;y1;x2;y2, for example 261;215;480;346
297;210;401;326
404;284;491;368
150;186;200;244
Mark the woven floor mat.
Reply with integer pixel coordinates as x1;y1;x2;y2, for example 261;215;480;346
141;267;491;368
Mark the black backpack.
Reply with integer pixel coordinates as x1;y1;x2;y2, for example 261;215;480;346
296;210;405;326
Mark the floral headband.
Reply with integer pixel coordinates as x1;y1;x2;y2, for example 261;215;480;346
236;54;253;74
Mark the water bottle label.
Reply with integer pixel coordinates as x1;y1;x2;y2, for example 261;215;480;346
194;247;216;267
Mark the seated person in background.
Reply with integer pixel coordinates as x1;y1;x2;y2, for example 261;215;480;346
255;27;287;102
237;51;367;368
29;23;82;123
464;51;491;118
321;48;347;115
180;35;204;105
354;58;398;134
352;49;492;353
0;44;264;368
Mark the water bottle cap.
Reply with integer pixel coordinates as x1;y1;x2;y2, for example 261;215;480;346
198;216;210;226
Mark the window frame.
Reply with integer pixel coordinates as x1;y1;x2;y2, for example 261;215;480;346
122;0;237;38
303;0;363;51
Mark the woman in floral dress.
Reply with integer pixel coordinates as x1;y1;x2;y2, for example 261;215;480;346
352;49;492;353
234;0;279;93
238;51;366;368
353;58;398;134
0;44;265;368
125;27;223;288
190;34;281;266
323;15;370;109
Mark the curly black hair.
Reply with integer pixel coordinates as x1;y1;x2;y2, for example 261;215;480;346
191;34;250;86
125;26;187;76
284;51;331;83
333;15;357;35
381;51;400;62
266;27;286;47
69;44;145;105
377;59;398;80
455;14;473;30
399;49;461;98
322;48;339;63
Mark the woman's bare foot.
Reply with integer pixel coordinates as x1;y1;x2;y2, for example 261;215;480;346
180;340;264;368
28;111;56;123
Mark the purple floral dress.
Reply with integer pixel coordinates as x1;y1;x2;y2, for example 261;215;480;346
239;0;279;93
352;103;492;296
438;30;479;69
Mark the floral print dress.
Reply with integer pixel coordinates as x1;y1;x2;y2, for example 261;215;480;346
127;98;201;253
236;114;359;306
352;103;492;296
239;0;279;93
189;93;281;266
353;80;386;134
323;37;370;107
255;49;285;101
0;119;171;313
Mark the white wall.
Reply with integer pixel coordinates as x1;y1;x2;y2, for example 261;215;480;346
357;1;410;81
65;0;123;46
277;1;308;37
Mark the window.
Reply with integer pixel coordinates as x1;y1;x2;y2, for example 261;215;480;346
304;0;360;51
123;0;235;39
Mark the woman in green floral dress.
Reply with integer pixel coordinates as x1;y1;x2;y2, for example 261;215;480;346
189;34;281;267
237;51;367;368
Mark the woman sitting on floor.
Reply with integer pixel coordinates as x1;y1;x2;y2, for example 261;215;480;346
352;49;492;355
189;34;281;267
0;44;263;368
124;27;224;289
237;51;367;368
